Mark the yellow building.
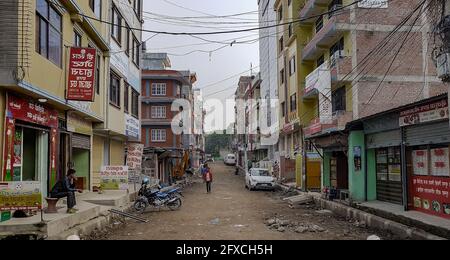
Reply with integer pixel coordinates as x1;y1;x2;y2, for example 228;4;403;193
0;0;142;194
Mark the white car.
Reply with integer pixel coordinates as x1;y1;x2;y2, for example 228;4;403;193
224;154;236;166
245;168;276;191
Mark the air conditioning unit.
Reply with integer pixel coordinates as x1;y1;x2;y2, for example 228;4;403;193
436;52;450;82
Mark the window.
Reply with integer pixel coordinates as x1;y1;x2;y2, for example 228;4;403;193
289;56;296;76
317;55;325;67
328;0;343;18
151;106;167;119
151;129;167;142
131;89;139;118
279;37;284;53
96;54;101;94
315;15;324;33
376;147;402;182
288;0;292;6
281;102;286;117
133;0;142;19
332;86;346;112
89;0;101;18
111;5;122;45
290;93;297;112
110;72;121;107
152;83;167;96
288;24;293;38
330;37;345;57
125;24;130;57
132;36;140;67
124;84;129;113
278;5;283;21
74;31;82;47
36;0;62;66
280;69;285;84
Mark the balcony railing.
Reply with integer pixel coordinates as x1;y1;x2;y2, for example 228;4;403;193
303;61;331;100
303;110;353;137
302;13;350;61
299;0;333;23
330;52;352;85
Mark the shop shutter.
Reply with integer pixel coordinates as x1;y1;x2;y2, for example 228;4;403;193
366;130;402;149
405;121;450;146
72;134;91;150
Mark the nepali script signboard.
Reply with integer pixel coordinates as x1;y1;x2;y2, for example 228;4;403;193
100;166;129;190
399;99;448;127
127;143;144;170
67;47;97;102
0;182;42;211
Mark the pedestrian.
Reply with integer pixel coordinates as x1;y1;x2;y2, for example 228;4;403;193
50;169;83;214
202;163;213;193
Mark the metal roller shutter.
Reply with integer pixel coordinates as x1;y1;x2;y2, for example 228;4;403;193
405;121;450;146
72;134;91;150
366;130;402;149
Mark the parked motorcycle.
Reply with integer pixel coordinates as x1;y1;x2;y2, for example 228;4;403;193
134;178;183;213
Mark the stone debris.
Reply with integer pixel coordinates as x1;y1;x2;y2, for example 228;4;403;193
66;235;81;240
266;217;327;233
209;218;220;225
367;235;382;240
316;209;333;215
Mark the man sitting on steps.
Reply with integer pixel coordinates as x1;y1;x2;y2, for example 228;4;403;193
50;169;83;214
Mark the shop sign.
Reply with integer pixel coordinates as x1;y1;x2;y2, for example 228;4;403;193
67;111;92;135
125;114;140;139
67;47;96;102
6;95;58;128
411;176;450;219
412;150;429;176
0;182;42;211
358;0;388;8
399;99;448;127
126;143;144;170
100;166;129;190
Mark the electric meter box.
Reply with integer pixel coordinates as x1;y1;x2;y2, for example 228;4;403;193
436;52;450;81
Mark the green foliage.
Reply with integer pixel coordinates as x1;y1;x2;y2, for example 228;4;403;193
205;132;231;158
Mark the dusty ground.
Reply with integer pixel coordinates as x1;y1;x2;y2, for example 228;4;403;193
99;163;395;240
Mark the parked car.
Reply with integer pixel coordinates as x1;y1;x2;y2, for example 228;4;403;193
245;168;276;191
224;154;236;166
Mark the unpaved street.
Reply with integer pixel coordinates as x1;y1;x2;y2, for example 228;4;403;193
102;163;393;240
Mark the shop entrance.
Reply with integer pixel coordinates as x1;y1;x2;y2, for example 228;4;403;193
13;124;49;196
375;147;403;204
71;134;91;191
330;151;348;190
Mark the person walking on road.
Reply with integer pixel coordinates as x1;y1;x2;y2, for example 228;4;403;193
202;163;213;193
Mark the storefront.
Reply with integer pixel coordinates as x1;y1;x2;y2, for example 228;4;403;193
2;94;58;197
401;99;450;219
67;111;93;191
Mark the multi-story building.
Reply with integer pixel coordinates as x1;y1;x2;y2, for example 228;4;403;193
141;53;197;182
297;0;447;206
258;0;280;165
0;0;142;194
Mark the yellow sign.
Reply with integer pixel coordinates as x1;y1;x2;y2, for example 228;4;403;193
0;182;42;210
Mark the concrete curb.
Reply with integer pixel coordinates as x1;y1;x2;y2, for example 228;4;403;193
278;184;446;240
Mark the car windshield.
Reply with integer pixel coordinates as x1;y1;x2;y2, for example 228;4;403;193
252;170;270;177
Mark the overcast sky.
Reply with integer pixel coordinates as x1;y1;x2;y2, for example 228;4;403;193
143;0;260;131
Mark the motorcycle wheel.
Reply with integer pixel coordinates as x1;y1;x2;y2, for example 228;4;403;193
134;200;147;214
167;198;182;211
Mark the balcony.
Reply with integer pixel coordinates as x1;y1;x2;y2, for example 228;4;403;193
303;110;353;138
141;96;178;104
299;0;333;23
303;61;331;100
302;13;350;61
141;118;172;126
330;52;353;86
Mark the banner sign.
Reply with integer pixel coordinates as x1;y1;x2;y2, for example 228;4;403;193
125;114;141;139
100;166;129;190
6;95;58;128
400;99;448;127
126;143;144;170
411;176;450;219
358;0;388;8
0;182;42;211
67;47;97;102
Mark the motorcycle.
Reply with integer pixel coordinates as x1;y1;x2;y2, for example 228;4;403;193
134;178;183;213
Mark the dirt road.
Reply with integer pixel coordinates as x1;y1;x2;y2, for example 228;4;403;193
101;163;393;240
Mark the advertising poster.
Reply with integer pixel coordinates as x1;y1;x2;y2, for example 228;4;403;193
126;143;144;170
67;47;97;102
0;182;42;211
100;166;129;190
430;148;449;177
410;176;450;219
412;150;429;176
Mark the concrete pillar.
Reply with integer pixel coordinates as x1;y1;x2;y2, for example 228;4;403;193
348;131;366;202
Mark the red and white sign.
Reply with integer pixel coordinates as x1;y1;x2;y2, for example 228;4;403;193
399;99;448;127
412;150;429;176
67;47;97;102
126;144;144;170
410;176;450;219
6;95;58;128
431;148;449;177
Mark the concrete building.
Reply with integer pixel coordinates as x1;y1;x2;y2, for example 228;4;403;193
141;53;198;183
258;0;280;165
0;0;142;194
